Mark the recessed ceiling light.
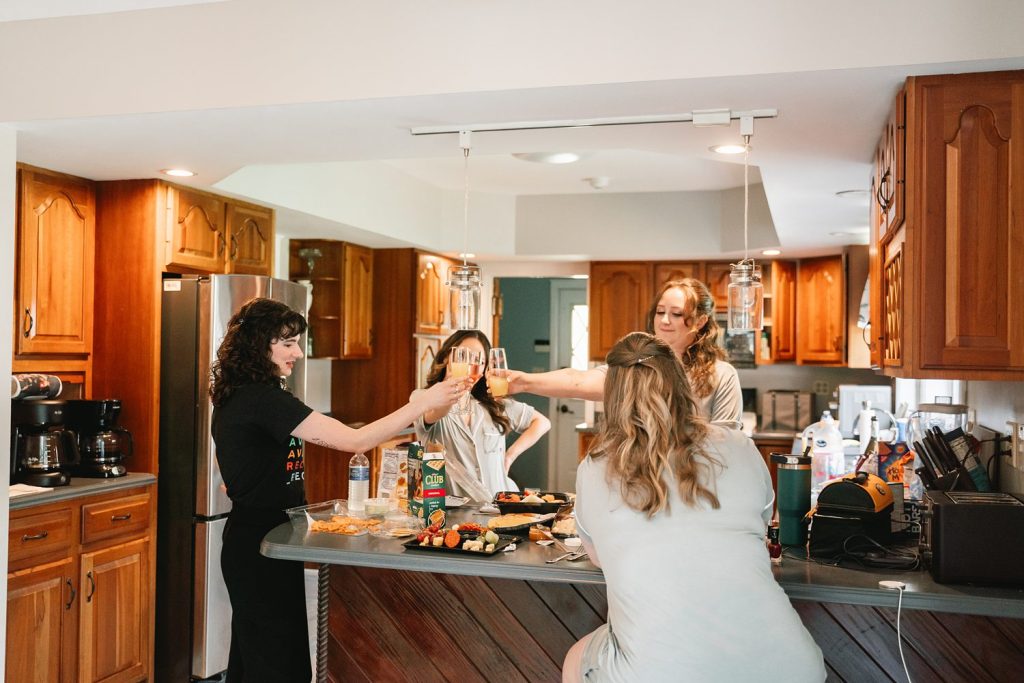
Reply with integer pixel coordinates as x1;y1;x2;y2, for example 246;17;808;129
762;249;782;256
709;144;749;155
512;152;586;164
161;168;195;177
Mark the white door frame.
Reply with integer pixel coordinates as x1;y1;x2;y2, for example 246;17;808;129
547;279;587;491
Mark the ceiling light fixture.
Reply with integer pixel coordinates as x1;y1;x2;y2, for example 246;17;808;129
727;115;764;333
584;176;610;190
512;151;585;164
447;131;483;331
161;168;195;177
762;249;782;256
710;144;749;155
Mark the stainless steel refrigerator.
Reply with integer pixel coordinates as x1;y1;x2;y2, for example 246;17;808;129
156;274;307;681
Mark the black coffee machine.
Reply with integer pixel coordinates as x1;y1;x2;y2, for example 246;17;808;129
66;399;132;478
11;399;78;486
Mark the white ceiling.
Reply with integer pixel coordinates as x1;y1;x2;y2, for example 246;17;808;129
3;0;1024;261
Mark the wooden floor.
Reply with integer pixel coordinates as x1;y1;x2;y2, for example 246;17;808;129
325;565;1024;682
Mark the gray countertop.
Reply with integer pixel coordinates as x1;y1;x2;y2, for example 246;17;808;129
9;472;157;510
262;505;1024;618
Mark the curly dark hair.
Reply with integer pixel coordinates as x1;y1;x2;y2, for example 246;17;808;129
645;278;725;400
425;330;512;434
210;297;307;406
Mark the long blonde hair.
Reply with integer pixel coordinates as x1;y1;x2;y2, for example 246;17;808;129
645;278;724;400
589;332;720;517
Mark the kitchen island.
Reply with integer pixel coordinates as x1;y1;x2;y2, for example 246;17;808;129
263;508;1024;682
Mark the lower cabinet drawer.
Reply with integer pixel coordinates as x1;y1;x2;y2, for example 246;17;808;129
81;493;151;544
8;508;73;566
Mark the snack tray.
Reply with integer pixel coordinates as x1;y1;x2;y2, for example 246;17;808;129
402;534;515;556
285;499;359;528
494;491;573;515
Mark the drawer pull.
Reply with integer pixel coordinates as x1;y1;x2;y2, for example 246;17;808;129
65;579;76;610
86;572;95;603
111;513;133;522
22;531;49;542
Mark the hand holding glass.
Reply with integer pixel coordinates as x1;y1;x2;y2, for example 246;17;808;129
450;347;484;415
488;347;509;397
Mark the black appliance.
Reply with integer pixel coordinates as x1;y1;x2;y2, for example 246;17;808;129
10;399;78;487
921;491;1024;585
66;399;132;478
809;471;894;558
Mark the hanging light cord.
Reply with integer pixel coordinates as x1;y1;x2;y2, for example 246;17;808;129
743;133;751;265
461;138;471;267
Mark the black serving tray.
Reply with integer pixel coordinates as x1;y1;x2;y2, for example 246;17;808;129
402;534;515;556
493;491;572;515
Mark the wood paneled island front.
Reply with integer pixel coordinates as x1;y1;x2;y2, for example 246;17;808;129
262;508;1024;682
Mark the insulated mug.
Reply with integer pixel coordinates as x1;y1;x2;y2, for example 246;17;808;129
771;453;812;545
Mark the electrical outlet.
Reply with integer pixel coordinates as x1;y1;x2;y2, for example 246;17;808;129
1008;420;1024;470
812;381;831;394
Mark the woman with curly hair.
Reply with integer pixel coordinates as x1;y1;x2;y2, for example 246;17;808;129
413;329;550;499
504;278;742;428
210;297;468;682
562;332;823;682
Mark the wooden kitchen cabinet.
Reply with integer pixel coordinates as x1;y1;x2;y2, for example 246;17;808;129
166;186;275;276
588;261;652;360
416;252;453;334
875;90;906;241
6;482;156;683
653;261;704;290
225;201;274;275
760;260;797;364
796;255;846;365
288;239;374;359
15;166;95;358
868;70;1024;379
704;262;733;313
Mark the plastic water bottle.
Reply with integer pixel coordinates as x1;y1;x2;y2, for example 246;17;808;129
805;411;844;505
348;453;370;511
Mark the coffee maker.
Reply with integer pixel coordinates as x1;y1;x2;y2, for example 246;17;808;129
11;399;78;486
66;399;131;478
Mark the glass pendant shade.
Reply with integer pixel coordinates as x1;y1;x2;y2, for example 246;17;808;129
727;262;764;331
447;264;482;330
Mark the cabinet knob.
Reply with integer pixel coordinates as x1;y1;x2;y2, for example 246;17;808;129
65;579;76;610
21;531;48;542
111;513;132;522
23;308;33;338
86;571;95;603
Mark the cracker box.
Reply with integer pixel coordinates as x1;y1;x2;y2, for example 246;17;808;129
407;443;446;526
377;442;411;510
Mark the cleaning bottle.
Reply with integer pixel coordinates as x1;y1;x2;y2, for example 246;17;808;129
856;400;874;454
803;411;844;505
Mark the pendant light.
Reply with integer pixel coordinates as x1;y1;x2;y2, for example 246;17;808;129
727;116;764;332
447;131;483;330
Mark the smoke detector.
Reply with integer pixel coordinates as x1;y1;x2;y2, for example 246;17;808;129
584;176;610;190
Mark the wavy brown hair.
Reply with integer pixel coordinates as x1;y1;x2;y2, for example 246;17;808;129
210;297;307;406
426;330;512;434
645;277;725;400
589;332;719;517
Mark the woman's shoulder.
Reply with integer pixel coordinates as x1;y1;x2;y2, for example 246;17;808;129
702;423;754;455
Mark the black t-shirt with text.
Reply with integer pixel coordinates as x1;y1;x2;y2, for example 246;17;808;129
212;383;314;511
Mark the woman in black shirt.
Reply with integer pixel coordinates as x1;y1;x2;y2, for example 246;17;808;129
210;298;467;682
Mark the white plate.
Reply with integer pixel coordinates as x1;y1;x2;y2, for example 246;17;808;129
445;496;469;508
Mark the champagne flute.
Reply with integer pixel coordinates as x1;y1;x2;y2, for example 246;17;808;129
488;347;509;397
448;347;473;415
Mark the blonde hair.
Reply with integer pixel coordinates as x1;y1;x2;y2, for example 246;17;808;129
645;278;724;399
590;332;720;517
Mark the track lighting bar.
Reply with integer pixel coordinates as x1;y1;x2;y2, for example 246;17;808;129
410;108;778;136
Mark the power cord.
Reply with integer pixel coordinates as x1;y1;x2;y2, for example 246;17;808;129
879;580;912;683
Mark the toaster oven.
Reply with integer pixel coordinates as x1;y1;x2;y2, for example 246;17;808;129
921;491;1024;585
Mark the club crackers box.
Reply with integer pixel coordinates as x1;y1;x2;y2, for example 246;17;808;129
407;443;446;527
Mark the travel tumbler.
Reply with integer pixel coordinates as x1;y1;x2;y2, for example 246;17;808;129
770;453;812;545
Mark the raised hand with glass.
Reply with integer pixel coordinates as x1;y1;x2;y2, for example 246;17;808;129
450;346;485;415
487;347;509;397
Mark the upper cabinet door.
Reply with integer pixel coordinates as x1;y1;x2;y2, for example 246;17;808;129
770;260;797;362
588;262;652;360
225;202;274;275
914;73;1024;373
342;243;374;359
653;262;704;291
165;185;226;273
796;256;846;365
877;90;906;239
16;168;95;356
416;254;448;334
704;262;733;312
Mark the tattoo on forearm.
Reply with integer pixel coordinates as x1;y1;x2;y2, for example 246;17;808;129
309;437;335;449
